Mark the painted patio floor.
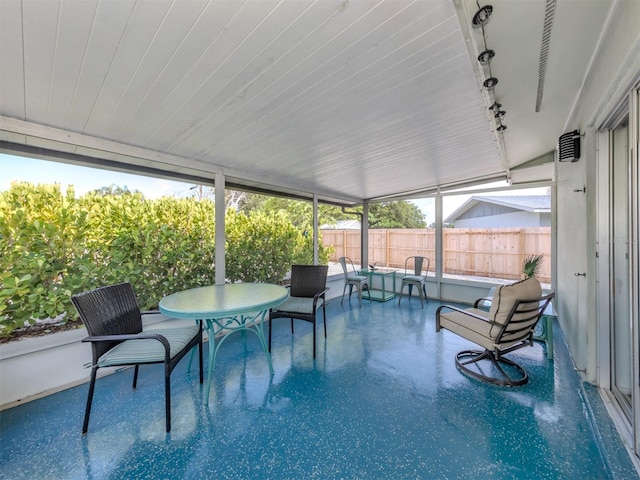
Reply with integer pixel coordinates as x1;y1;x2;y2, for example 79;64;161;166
1;295;638;479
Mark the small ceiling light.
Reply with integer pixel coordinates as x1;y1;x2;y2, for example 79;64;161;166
497;124;507;132
477;49;495;65
489;102;502;113
472;5;493;28
483;77;499;89
495;110;506;120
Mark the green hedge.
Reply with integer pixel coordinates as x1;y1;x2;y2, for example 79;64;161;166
0;182;331;337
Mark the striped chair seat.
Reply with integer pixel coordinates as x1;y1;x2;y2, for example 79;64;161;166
98;326;201;367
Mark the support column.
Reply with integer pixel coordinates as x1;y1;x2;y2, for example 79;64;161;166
215;172;225;285
435;192;443;299
313;194;319;265
362;202;369;268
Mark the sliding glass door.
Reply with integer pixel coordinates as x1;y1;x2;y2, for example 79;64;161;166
610;121;632;419
631;88;640;457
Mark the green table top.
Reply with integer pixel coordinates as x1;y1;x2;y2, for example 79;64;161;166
358;269;396;276
159;283;288;319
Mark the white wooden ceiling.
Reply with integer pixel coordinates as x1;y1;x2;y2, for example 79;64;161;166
0;0;613;205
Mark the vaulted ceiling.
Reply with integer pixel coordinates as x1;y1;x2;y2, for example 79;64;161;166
0;0;613;205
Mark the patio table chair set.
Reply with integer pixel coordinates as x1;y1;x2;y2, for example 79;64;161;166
70;263;553;434
70;265;330;433
338;256;430;308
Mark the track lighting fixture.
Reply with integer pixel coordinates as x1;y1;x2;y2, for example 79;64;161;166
477;49;495;65
474;5;506;134
472;5;493;27
483;77;498;89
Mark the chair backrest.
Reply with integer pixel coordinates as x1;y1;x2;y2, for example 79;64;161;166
405;256;429;277
338;257;354;278
71;283;143;359
494;291;555;344
289;265;329;298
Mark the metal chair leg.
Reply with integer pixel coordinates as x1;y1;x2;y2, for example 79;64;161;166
164;364;171;433
132;365;139;389
312;319;316;359
82;367;98;435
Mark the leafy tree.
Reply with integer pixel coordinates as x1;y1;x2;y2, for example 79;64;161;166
0;183;94;333
242;195;349;228
91;184;140;196
368;201;426;228
247;195;425;229
189;185;251;211
225;210;299;283
0;183;327;338
78;192;218;306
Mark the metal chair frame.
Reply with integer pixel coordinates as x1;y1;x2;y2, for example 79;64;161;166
398;256;430;308
436;292;555;386
338;256;369;307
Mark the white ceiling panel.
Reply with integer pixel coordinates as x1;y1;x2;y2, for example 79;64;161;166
0;0;26;119
0;0;616;205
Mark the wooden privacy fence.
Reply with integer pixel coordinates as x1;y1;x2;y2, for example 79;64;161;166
322;227;551;283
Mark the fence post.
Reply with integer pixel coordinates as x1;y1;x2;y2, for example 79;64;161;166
519;228;526;275
386;229;390;267
343;230;347;260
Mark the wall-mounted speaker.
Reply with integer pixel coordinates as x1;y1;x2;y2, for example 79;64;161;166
558;130;580;162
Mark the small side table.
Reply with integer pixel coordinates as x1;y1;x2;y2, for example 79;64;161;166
358;269;397;302
534;303;555;359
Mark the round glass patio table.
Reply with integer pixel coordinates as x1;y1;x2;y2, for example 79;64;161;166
159;283;288;403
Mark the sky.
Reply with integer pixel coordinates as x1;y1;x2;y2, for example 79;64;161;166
1;154;194;199
1;154;547;224
1;154;444;221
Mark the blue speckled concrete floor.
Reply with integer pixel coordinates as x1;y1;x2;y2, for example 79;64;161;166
1;297;638;479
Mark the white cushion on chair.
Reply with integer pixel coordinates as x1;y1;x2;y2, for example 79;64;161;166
347;275;368;282
488;277;541;335
402;275;424;283
97;325;200;367
437;308;496;350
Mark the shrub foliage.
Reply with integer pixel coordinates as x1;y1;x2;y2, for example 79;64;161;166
0;182;330;337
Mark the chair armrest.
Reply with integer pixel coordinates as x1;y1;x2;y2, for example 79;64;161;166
473;297;492;308
436;304;491;322
435;304;506;333
313;288;329;308
82;332;171;352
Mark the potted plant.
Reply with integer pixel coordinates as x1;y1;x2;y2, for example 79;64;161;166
522;254;543;279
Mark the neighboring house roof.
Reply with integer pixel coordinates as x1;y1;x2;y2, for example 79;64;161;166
320;219;361;230
444;195;551;224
